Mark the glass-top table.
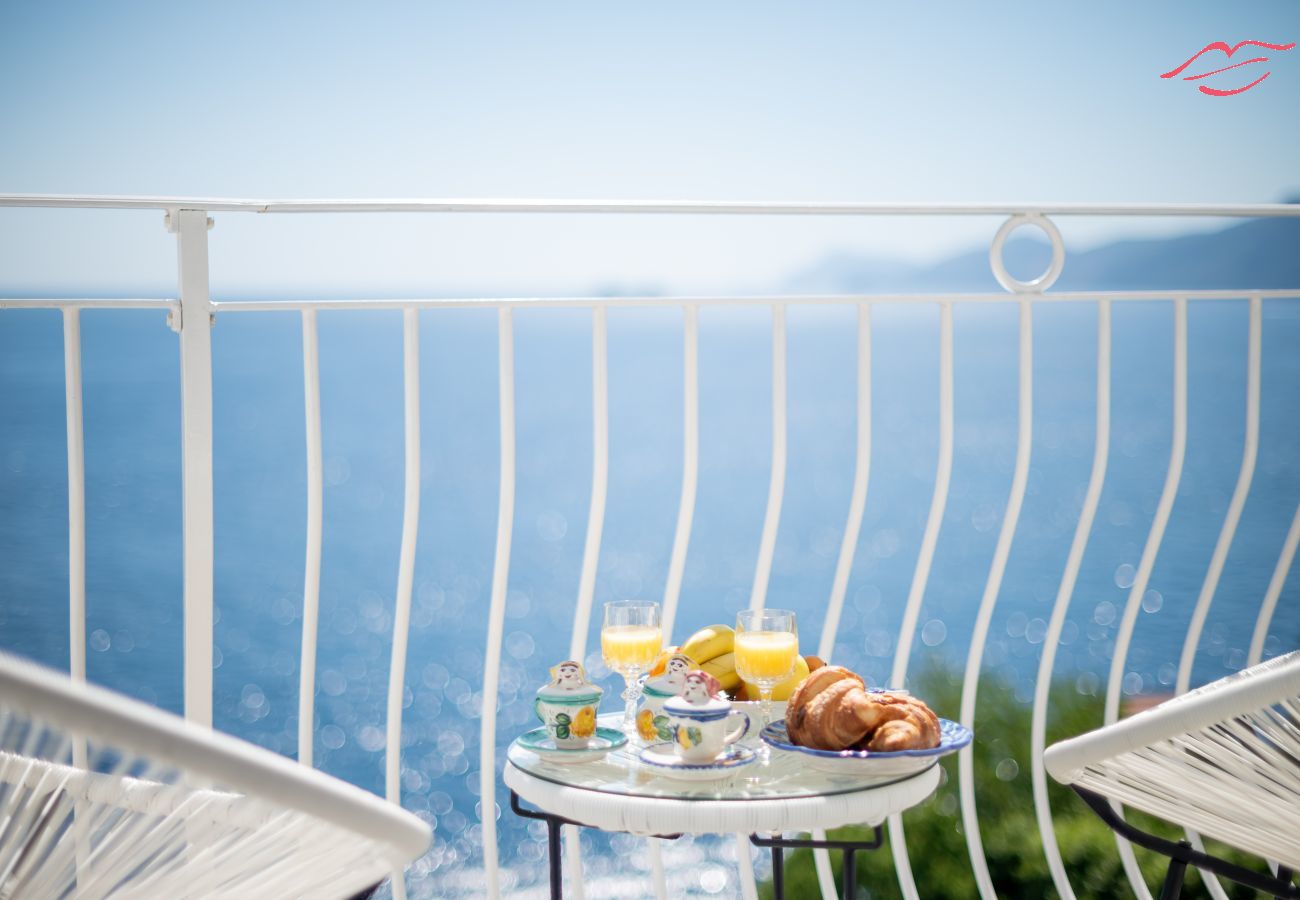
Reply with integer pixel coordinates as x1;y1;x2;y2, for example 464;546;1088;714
504;715;943;899
507;716;932;802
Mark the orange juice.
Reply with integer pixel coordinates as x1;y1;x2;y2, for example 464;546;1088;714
734;631;798;684
601;624;662;673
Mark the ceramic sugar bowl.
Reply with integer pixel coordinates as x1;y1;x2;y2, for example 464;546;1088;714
637;652;695;742
662;671;749;762
534;660;603;749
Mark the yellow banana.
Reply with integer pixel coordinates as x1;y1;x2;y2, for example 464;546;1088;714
680;624;734;664
700;652;741;691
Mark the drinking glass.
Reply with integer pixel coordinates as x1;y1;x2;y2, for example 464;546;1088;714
734;609;798;732
601;601;662;738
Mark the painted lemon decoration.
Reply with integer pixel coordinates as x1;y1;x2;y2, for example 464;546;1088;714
636;709;658;741
571;706;597;739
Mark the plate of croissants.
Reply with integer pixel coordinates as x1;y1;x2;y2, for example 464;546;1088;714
761;665;972;777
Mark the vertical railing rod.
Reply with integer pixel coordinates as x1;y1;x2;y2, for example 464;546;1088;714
958;299;1033;900
62;308;87;691
888;301;954;900
738;303;788;900
651;303;700;900
1105;297;1188;900
811;302;872;900
1248;503;1300;666
298;309;323;768
173;208;215;728
386;308;422;900
62;307;90;881
564;305;610;900
480;308;516;900
1031;299;1111;900
1173;296;1261;900
659;303;700;644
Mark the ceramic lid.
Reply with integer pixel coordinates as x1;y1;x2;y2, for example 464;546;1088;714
536;682;602;702
663;693;730;716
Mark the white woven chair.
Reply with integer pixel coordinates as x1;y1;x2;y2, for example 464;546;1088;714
0;652;430;899
1045;650;1300;899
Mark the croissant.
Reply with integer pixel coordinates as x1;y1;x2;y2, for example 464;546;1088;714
785;665;941;752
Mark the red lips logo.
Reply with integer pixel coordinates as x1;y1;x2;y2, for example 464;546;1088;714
1161;39;1295;96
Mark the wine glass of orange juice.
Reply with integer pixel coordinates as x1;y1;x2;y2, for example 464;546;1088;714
601;601;662;738
734;609;798;732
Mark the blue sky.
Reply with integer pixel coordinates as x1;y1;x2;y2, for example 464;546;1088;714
1;1;1298;295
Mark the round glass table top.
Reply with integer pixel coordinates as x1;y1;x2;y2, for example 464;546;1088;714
507;714;938;802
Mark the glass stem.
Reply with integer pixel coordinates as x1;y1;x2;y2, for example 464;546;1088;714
622;672;642;734
759;686;774;729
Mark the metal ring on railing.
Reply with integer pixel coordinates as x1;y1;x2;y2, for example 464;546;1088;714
989;214;1065;293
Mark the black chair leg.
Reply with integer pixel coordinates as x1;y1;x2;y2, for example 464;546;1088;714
1158;844;1191;900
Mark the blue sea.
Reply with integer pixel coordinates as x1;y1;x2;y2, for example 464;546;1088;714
2;298;1298;896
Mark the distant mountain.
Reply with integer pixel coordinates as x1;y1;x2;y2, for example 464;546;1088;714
784;214;1300;294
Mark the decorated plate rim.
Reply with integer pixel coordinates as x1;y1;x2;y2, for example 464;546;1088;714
760;718;972;759
516;725;628;752
638;743;756;770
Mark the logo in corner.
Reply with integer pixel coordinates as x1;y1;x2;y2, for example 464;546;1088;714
1161;39;1295;96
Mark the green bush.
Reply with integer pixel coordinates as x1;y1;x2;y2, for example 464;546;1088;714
761;662;1271;899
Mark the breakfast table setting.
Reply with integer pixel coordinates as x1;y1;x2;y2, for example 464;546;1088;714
505;602;972;899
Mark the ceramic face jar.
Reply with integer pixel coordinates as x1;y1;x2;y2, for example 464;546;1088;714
534;660;602;749
637;653;695;742
662;671;749;762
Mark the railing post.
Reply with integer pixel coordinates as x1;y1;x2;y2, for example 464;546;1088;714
171;208;214;728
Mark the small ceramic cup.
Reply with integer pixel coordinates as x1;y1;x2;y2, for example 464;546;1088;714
662;691;749;762
637;653;697;742
534;661;603;749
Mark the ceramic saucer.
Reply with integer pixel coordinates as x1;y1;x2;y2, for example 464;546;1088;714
514;726;628;764
638;743;757;781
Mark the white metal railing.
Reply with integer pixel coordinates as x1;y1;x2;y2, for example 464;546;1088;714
2;193;1299;900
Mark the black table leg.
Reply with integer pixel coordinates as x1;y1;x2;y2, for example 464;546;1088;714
771;845;784;899
751;828;883;900
509;791;684;899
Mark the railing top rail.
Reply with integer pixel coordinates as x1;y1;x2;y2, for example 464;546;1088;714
6;290;1300;315
2;194;1300;217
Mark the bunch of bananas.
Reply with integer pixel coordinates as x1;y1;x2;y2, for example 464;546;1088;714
648;624;824;701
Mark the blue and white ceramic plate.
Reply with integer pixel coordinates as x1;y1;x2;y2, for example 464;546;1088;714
638;743;757;782
760;719;972;777
514;726;628;764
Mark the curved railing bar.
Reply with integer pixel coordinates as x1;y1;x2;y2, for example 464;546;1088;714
386;309;422;900
1031;300;1111;900
1249;505;1300;666
479;310;516;900
748;303;788;612
736;303;789;900
7;193;1300;217
958;300;1033;899
1104;297;1188;900
810;304;872;900
888;301;954;900
1177;296;1261;695
660;304;700;644
563;307;610;900
1172;296;1261;900
298;310;323;769
818;304;872;661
